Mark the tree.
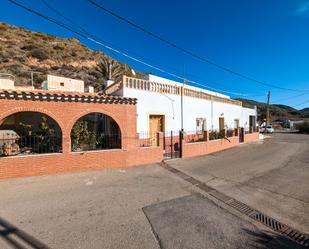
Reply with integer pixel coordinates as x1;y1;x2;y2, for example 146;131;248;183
96;57;132;90
71;120;91;151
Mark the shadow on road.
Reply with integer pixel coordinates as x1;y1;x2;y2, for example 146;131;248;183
242;228;307;249
0;217;49;249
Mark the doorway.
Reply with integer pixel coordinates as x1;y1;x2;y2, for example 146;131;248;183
149;115;165;145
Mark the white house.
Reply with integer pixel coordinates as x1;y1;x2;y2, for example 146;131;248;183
106;74;257;135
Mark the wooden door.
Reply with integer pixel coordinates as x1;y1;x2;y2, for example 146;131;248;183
219;117;224;131
149;115;164;145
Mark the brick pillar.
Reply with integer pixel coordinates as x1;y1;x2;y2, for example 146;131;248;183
62;134;70;154
179;130;184;158
203;131;209;141
221;129;226;137
234;128;238;136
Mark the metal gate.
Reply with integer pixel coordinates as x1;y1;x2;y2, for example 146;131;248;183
163;130;181;160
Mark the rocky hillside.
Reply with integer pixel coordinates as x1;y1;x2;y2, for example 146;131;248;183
0;22;141;89
301;107;309;113
236;98;309;121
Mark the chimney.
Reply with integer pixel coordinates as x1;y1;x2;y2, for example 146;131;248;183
88;86;94;93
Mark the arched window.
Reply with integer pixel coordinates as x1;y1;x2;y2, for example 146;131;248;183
71;113;121;152
0;111;62;157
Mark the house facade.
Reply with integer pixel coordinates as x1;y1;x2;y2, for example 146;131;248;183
106;74;257;135
0;74;259;179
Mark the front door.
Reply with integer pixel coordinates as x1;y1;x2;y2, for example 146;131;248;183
149;115;164;145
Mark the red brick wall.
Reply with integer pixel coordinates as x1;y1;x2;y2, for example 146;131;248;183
0;98;163;179
244;132;260;143
182;136;240;158
182;132;260;159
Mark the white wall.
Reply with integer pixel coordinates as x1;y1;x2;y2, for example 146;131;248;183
0;78;14;90
124;87;257;133
47;75;84;92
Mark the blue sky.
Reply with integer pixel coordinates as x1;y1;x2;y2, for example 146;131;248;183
1;0;309;109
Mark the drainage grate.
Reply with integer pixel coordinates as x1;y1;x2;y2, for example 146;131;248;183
281;227;309;247
226;199;256;216
250;212;309;246
158;162;309;247
250;212;285;231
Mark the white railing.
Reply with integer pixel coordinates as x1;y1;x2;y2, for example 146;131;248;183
122;76;242;106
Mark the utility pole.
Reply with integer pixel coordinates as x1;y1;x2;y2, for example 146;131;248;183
181;82;184;131
266;91;271;126
108;62;112;80
181;65;186;131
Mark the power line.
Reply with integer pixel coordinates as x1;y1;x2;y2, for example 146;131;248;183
86;0;309;93
292;99;309;108
272;92;309;103
40;0;87;34
39;0;258;97
8;0;254;97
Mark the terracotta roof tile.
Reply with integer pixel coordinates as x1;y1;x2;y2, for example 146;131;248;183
0;89;137;104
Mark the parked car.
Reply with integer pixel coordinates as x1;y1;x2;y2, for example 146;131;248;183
260;125;274;134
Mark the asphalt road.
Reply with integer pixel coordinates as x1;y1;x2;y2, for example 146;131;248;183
168;132;309;234
0;133;307;249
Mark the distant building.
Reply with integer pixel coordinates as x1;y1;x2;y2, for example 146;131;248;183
42;75;84;93
0;73;15;90
0;73;85;93
290;120;305;129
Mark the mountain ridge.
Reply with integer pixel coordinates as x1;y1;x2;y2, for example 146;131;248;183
236;98;309;121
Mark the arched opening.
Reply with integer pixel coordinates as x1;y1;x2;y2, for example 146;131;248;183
70;112;121;152
0;111;62;157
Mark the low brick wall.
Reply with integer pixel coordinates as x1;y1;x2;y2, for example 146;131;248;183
182;131;260;159
0;95;165;180
182;136;240;158
244;132;259;143
0;146;163;179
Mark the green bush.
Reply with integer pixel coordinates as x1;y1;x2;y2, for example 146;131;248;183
298;122;309;134
30;48;49;61
21;44;37;50
209;131;225;140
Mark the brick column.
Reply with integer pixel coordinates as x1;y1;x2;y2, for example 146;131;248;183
203;131;209;141
234;128;238;136
179;130;184;158
221;129;226;137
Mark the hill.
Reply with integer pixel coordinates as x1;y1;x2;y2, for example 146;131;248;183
300;108;309;113
0;22;142;89
236;98;309;121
